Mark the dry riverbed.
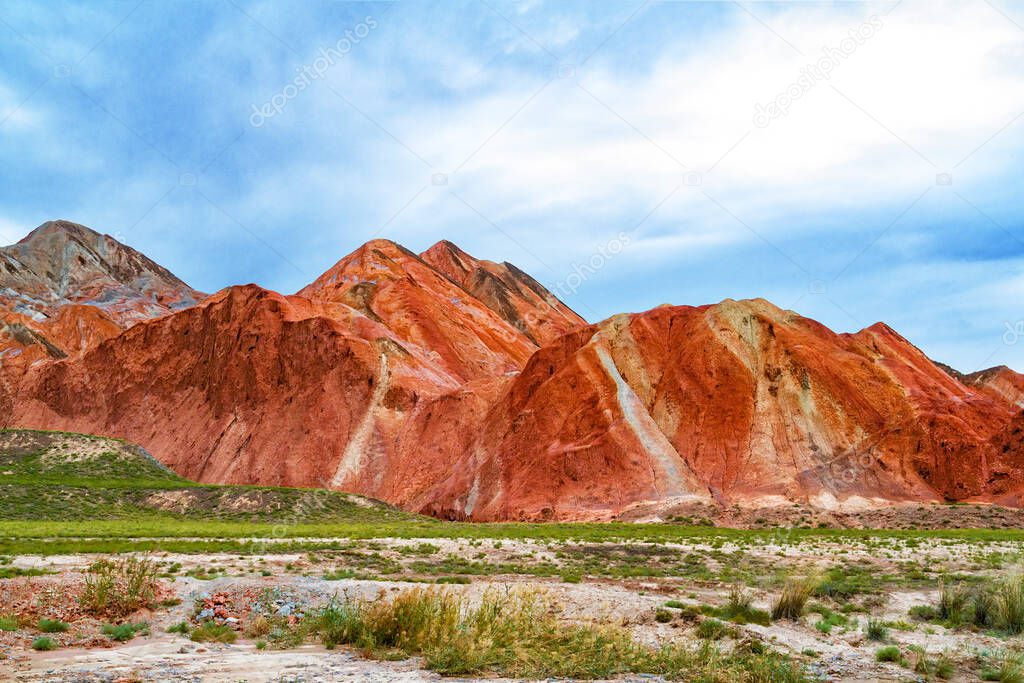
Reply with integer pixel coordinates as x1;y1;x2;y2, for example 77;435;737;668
1;535;1023;682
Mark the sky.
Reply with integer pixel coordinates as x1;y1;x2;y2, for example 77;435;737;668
1;0;1023;372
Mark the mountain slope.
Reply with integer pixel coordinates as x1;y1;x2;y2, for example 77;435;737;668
3;226;1024;521
405;300;1024;519
298;239;539;382
0;221;203;370
419;240;586;345
0;428;416;523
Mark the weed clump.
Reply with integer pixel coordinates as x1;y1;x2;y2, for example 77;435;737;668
305;588;811;681
31;636;56;651
36;619;68;633
80;556;159;619
865;618;888;642
875;645;901;663
190;621;237;644
101;622;148;642
773;576;818;621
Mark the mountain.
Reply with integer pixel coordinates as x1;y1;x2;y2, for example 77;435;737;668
402;300;1024;519
419;240;586;345
963;366;1024;409
3;221;1024;520
297;239;536;382
2;228;584;500
0;220;203;371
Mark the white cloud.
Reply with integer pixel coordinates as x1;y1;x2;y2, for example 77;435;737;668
363;0;1024;261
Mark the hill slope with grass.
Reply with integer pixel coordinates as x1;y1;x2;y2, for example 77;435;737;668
0;429;421;524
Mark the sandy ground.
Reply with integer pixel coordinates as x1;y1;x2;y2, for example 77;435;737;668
1;536;1021;682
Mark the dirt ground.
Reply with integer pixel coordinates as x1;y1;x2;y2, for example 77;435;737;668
1;536;1021;682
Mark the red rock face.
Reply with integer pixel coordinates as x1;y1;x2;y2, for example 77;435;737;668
407;300;1024;519
419;240;586;346
298;239;540;382
4;223;1024;520
0;221;203;371
962;366;1024;409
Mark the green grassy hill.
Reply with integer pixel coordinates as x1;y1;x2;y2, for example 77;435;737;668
0;429;420;524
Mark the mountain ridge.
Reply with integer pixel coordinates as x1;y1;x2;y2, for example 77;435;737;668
2;219;1023;521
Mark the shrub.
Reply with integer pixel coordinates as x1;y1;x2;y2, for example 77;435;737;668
80;556;159;619
306;588;812;681
937;581;968;622
0;615;19;631
981;651;1024;683
654;608;673;623
875;645;901;663
772;576;817;621
37;619;69;633
167;621;190;635
101;622;148;642
664;600;686;609
696;618;729;640
31;636;56;651
190;622;237;644
865;618;888;642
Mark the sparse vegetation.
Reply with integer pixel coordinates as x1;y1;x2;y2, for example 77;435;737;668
189;621;237;644
305;588;809;680
31;636;56;651
80;556;159;619
37;618;68;633
772;575;817;621
981;651;1024;682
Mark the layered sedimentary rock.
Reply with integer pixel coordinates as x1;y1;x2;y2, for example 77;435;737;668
419;240;586;345
405;300;1024;519
0;220;203;371
3;221;1024;520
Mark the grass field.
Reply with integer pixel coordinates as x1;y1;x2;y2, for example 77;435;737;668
6;428;1024;556
8;429;1024;681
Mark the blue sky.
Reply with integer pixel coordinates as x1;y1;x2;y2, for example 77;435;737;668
1;0;1023;372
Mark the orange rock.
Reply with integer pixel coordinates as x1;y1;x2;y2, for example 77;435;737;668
0;220;203;372
3;224;1024;520
419;240;586;345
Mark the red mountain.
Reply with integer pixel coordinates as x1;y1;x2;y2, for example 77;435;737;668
0;221;203;372
3;222;1023;520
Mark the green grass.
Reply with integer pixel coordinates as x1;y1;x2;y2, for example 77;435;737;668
304;587;810;681
0;429;415;525
6;429;1024;561
101;622;148;641
36;618;68;633
190;621;237;643
31;636;56;651
0;565;49;578
875;645;901;663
